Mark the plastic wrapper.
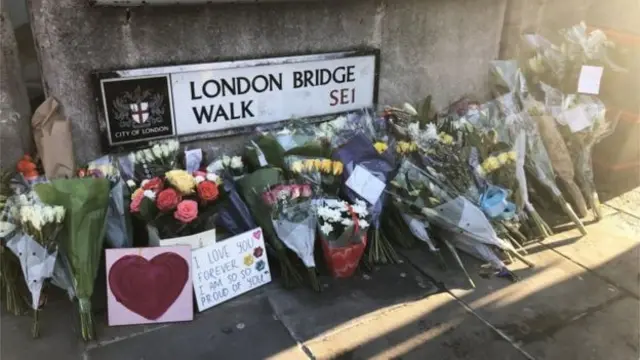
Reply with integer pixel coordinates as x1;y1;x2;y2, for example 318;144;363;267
214;175;257;236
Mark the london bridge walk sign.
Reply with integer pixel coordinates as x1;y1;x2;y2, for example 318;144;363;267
95;50;379;148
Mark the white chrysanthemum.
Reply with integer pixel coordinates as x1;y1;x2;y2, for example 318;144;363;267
358;219;370;229
424;123;438;141
42;206;55;224
194;175;205;184
351;200;369;217
0;221;16;238
230;156;243;169
341;218;354;227
143;190;156;200
18;194;29;206
222;155;231;167
320;222;334;235
126;179;136;188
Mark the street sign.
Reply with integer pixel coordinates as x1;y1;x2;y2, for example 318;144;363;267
94;50;378;149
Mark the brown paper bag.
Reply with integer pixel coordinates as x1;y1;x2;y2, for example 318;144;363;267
31;97;76;178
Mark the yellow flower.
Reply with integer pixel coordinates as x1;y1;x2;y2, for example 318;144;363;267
374;142;388;154
482;156;501;173
428;197;441;205
439;132;454;145
332;161;344;176
303;159;315;172
291;160;304;173
313;159;322;171
497;152;510;164
243;254;254;266
320;159;333;173
131;188;143;200
396;141;411;154
507;151;517;161
166;169;196;195
409;142;418;152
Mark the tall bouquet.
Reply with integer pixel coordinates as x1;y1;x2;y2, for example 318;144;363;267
317;198;369;278
6;195;65;337
35;178;110;341
263;183;319;290
284;155;344;196
125;139;180;180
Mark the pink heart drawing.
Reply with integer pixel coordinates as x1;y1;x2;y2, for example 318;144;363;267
252;230;262;240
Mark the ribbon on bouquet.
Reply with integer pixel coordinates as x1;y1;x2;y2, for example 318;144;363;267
479;185;516;220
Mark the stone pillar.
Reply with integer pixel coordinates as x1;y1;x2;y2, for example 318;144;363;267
0;7;32;168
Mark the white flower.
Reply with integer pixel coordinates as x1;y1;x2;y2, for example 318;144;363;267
222;155;231;167
169;140;180;152
54;206;65;223
128;153;137;164
230;156;243;170
161;144;170;158
207;160;224;174
341;218;354;227
206;173;219;183
358;219;370;229
18;194;29;206
194;175;205;184
143;190;156;200
403;102;418;116
141;179;150;188
135;151;146;164
351;200;369;217
152;144;162;158
0;221;16;238
320;222;334;236
424;123;438;141
42;206;55;224
126;179;136;188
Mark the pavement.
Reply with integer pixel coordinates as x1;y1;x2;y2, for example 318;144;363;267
1;187;639;360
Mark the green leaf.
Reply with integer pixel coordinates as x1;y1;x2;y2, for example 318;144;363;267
139;197;158;222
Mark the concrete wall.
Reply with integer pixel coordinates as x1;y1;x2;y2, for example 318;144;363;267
1;7;32;167
27;0;507;163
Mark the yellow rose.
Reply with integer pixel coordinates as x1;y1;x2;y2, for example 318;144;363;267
291;161;303;173
409;142;418;152
508;151;517;161
303;159;315;172
313;159;322;171
396;141;411;154
131;188;143;200
439;132;454;144
497;152;510;164
320;159;333;173
332;161;344;176
166;169;196;195
482;157;500;173
374;142;388;154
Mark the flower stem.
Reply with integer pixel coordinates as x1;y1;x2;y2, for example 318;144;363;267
32;309;40;338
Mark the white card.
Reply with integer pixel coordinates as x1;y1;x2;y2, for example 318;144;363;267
345;165;385;205
577;65;604;95
185;148;203;173
561;106;592;133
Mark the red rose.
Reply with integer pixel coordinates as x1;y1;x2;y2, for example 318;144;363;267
156;188;181;212
174;200;198;223
142;177;164;192
197;181;219;202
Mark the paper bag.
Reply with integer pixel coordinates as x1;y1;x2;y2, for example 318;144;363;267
31;98;75;178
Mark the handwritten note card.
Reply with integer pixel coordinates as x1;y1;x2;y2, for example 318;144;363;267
346;165;385;205
191;228;271;312
577;65;604;95
561;105;593;133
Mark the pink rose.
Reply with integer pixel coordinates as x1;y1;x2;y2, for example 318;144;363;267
193;170;207;178
301;184;312;197
129;189;144;213
174;200;198;223
290;185;301;199
262;191;277;206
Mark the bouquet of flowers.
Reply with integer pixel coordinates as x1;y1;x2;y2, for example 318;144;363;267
78;155;133;248
124;139;181;180
35;177;111;341
5;193;65;337
317;198;369;278
0;169;25;316
207;154;246;179
284;156;344;196
130;169;223;241
263;183;319;290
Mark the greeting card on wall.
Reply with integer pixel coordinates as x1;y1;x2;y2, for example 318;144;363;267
105;246;193;326
192;228;271;312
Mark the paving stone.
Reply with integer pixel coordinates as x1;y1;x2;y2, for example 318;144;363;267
304;292;526;360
